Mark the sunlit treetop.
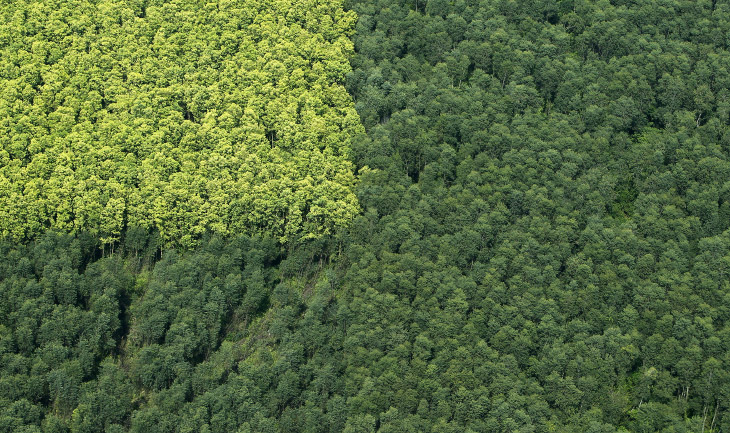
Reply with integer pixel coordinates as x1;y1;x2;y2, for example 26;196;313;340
0;0;363;247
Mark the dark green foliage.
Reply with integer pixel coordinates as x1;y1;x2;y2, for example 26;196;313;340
0;233;131;431
0;233;283;432
327;0;730;430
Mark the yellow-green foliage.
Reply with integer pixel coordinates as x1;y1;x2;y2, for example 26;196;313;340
0;0;362;247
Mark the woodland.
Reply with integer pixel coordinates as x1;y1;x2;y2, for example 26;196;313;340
2;0;730;432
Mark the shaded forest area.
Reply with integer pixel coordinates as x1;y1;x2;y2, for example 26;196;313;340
3;0;730;432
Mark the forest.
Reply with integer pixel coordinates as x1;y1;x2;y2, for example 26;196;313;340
2;0;730;432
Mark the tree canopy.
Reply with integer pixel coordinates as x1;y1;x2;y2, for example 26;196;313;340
3;0;730;432
0;0;361;247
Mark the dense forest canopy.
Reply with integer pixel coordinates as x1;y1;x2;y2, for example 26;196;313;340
3;0;730;432
0;0;361;246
